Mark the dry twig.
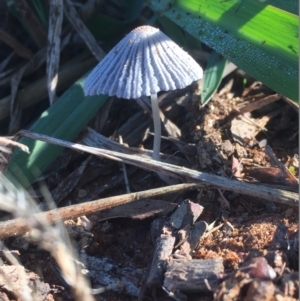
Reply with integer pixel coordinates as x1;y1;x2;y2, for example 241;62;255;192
17;130;299;206
265;145;299;184
0;183;202;239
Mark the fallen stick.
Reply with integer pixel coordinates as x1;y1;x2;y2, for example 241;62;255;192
15;130;299;206
0;182;202;239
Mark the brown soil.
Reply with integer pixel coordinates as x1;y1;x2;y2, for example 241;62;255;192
4;77;298;301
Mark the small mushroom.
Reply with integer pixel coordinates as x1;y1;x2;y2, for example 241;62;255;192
84;25;203;160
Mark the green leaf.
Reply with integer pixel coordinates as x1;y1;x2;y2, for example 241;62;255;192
201;50;227;106
158;17;203;56
124;0;145;23
146;14;158;26
86;14;130;43
184;30;203;51
158;16;186;46
289;166;296;175
268;0;298;15
6;76;108;188
149;0;299;102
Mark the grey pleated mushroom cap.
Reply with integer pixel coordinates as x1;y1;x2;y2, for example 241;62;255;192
84;25;203;99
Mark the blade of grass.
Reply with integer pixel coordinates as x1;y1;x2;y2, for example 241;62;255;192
30;0;48;27
270;0;298;14
86;13;131;43
158;17;204;56
201;50;227;105
149;0;299;102
184;31;203;52
6;76;108;187
158;16;203;51
158;16;186;46
124;0;145;23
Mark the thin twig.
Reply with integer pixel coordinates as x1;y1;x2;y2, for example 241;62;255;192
239;115;268;133
0;29;32;59
0;183;203;239
265;145;299;184
18;130;299;206
217;188;230;207
236;94;281;114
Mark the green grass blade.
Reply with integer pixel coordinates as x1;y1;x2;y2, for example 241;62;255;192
124;0;145;23
150;0;299;102
201;50;227;106
6;76;108;187
158;16;187;46
269;0;298;14
86;13;131;43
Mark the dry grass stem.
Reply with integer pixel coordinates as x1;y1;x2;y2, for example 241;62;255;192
47;0;64;105
63;0;106;61
0;176;94;301
83;127;187;167
9;48;48;133
0;137;29;154
0;243;32;301
18;130;299;206
12;0;47;48
0;56;97;121
0;29;32;59
0;182;202;239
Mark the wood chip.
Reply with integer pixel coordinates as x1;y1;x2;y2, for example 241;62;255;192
164;259;224;292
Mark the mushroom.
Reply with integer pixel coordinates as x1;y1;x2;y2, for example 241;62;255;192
84;25;203;160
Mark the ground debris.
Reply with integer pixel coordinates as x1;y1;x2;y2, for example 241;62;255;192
164;259;224;293
0;21;298;300
0;265;51;300
140;199;224;300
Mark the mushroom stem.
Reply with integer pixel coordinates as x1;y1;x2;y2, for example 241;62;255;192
150;93;161;160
